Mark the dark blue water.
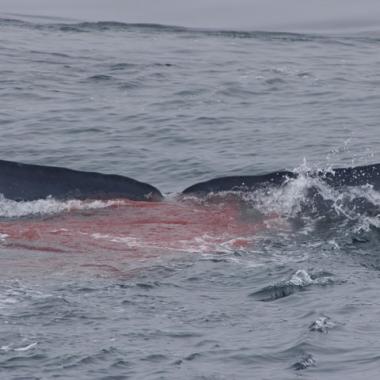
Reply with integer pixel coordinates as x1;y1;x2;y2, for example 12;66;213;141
1;15;380;380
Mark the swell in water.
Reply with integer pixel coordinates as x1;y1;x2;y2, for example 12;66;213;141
1;17;380;43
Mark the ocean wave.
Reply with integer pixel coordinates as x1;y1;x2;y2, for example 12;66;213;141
0;17;358;43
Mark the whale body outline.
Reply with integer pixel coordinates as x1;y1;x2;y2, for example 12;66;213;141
1;159;380;202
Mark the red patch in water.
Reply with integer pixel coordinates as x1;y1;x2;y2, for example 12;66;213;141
0;198;272;276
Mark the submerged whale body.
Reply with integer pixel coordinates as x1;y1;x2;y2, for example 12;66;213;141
0;160;163;201
182;164;380;196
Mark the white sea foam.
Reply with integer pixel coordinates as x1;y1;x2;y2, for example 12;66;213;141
289;269;313;286
241;161;380;233
0;195;128;218
14;342;38;352
288;269;334;288
0;233;9;242
90;232;252;254
309;316;336;333
0;342;38;352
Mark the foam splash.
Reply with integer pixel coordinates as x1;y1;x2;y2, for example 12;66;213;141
291;354;316;371
309;316;336;333
288;269;313;286
13;342;38;352
90;232;253;254
241;162;380;234
0;195;129;218
250;269;335;301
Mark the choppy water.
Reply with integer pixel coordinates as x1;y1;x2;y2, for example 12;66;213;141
1;15;380;380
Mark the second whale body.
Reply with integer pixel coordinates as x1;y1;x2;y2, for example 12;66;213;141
182;164;380;196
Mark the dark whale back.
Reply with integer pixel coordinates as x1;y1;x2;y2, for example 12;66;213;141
0;160;163;201
322;164;380;189
183;164;380;196
182;170;296;195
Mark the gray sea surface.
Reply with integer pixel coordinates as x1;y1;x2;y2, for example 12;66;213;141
1;14;380;380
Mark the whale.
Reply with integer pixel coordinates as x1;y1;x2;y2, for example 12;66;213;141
1;159;380;203
182;164;380;196
0;159;163;201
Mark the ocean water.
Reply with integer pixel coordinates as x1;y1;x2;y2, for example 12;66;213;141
1;14;380;380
